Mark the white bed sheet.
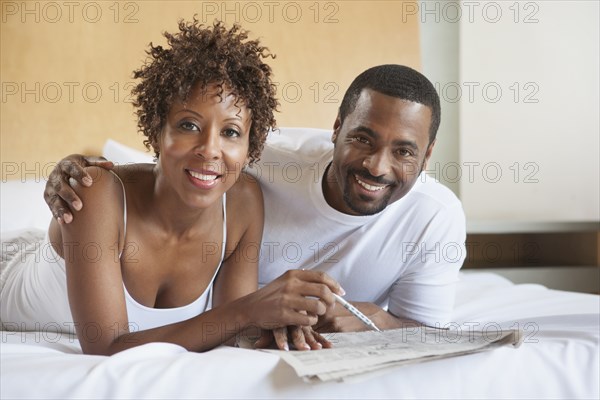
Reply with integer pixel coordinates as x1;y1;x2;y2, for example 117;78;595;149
2;272;598;399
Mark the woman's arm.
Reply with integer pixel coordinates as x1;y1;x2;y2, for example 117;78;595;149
211;173;263;346
212;172;263;307
57;166;130;355
60;168;342;355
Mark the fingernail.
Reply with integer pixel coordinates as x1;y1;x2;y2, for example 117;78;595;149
57;217;63;225
72;200;82;211
283;343;289;351
63;214;73;224
315;343;322;349
82;176;92;186
339;287;346;296
302;344;310;350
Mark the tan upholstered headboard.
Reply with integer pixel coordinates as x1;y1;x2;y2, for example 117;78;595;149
1;1;420;181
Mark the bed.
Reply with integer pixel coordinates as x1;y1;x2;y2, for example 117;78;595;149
1;141;599;399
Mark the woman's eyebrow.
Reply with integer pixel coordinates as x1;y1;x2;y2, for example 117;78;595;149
174;108;203;118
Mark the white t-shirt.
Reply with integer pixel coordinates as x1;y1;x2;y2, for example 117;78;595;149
248;128;467;326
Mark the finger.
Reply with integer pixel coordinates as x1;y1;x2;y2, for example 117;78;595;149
297;326;321;350
293;270;345;298
44;193;73;224
289;326;311;351
309;329;332;349
84;156;115;170
60;158;93;187
290;283;336;310
283;298;325;320
273;328;289;351
55;180;84;211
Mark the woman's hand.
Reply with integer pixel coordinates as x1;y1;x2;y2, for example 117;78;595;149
44;154;114;224
240;269;344;331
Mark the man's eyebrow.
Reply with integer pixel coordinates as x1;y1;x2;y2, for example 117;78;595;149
354;125;379;139
395;139;418;151
354;126;419;150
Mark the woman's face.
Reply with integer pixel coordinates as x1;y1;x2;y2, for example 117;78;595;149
155;82;252;209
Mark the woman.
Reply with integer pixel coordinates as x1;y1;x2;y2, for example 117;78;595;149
0;20;343;355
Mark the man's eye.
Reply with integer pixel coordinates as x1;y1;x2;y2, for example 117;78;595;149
179;121;199;131
224;129;240;138
353;137;370;145
396;149;413;157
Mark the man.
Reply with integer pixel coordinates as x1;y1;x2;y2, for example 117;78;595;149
45;64;466;333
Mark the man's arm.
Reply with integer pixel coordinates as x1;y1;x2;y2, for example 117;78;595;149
44;154;114;223
317;198;466;333
314;302;421;333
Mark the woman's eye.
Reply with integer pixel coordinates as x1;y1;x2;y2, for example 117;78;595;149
179;121;199;131
223;129;240;138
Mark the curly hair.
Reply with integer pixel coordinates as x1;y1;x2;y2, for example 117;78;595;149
131;19;278;164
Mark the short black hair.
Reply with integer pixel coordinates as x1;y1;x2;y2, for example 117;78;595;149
338;64;441;143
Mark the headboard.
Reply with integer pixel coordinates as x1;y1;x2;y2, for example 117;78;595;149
1;1;421;181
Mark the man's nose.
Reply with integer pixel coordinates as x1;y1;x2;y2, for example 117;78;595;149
362;150;393;177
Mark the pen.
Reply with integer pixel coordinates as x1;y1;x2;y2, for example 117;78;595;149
333;293;382;332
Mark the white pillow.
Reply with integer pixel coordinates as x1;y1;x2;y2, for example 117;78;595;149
0;141;153;235
102;139;154;165
0;179;52;234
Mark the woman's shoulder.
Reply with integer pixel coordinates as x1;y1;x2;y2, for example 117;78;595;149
111;163;154;184
225;172;264;222
227;172;263;208
72;164;152;206
75;166;121;194
221;172;264;258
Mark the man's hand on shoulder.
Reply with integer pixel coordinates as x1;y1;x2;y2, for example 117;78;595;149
44;154;114;224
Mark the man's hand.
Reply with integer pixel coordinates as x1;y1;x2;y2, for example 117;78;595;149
314;302;418;333
254;326;332;351
44;154;114;224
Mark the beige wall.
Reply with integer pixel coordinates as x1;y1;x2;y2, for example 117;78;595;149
1;0;421;181
458;1;599;223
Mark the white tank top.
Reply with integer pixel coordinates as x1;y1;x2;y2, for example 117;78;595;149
0;171;227;333
115;171;227;331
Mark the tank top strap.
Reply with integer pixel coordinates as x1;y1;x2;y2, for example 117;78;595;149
108;170;127;257
220;193;226;262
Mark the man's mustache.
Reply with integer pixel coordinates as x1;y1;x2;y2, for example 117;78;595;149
349;168;396;186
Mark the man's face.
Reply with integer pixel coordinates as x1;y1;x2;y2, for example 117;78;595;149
324;89;435;216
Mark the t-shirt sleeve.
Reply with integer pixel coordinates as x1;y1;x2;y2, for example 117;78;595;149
387;203;466;327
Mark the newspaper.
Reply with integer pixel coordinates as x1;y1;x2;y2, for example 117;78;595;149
263;326;523;382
